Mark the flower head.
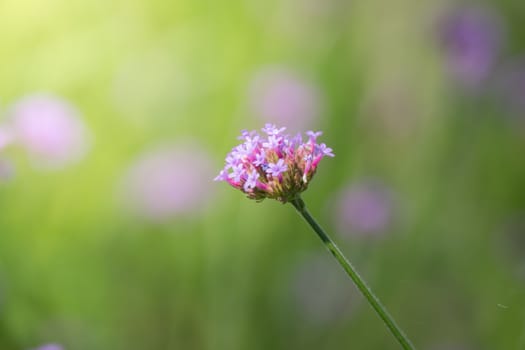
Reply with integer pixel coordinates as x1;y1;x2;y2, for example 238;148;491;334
214;125;334;202
334;180;395;237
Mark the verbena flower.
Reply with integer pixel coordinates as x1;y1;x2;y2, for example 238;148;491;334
214;124;334;203
215;124;414;349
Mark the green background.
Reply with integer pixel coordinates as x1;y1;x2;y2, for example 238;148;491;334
1;0;524;349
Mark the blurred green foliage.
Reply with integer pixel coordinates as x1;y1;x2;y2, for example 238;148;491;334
1;0;525;349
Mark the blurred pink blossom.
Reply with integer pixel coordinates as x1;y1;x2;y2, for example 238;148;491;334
121;143;214;222
334;180;396;238
249;67;321;131
438;6;504;90
8;94;90;169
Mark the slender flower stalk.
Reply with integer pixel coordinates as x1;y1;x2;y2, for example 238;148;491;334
290;195;415;350
215;124;415;349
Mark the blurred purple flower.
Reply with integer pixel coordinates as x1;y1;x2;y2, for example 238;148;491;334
291;254;361;324
249;67;321;131
8;94;91;169
32;344;63;350
121;142;214;222
334;180;396;237
439;6;504;89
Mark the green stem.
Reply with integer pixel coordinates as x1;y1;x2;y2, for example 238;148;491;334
290;195;415;350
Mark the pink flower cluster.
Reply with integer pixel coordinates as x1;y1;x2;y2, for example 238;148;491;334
214;124;334;202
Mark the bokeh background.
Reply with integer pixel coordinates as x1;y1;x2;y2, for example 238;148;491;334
1;0;524;349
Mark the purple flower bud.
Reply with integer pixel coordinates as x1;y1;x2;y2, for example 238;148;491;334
249;68;322;131
214;124;334;202
334;181;395;237
8;94;91;169
439;6;504;90
120;143;214;222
